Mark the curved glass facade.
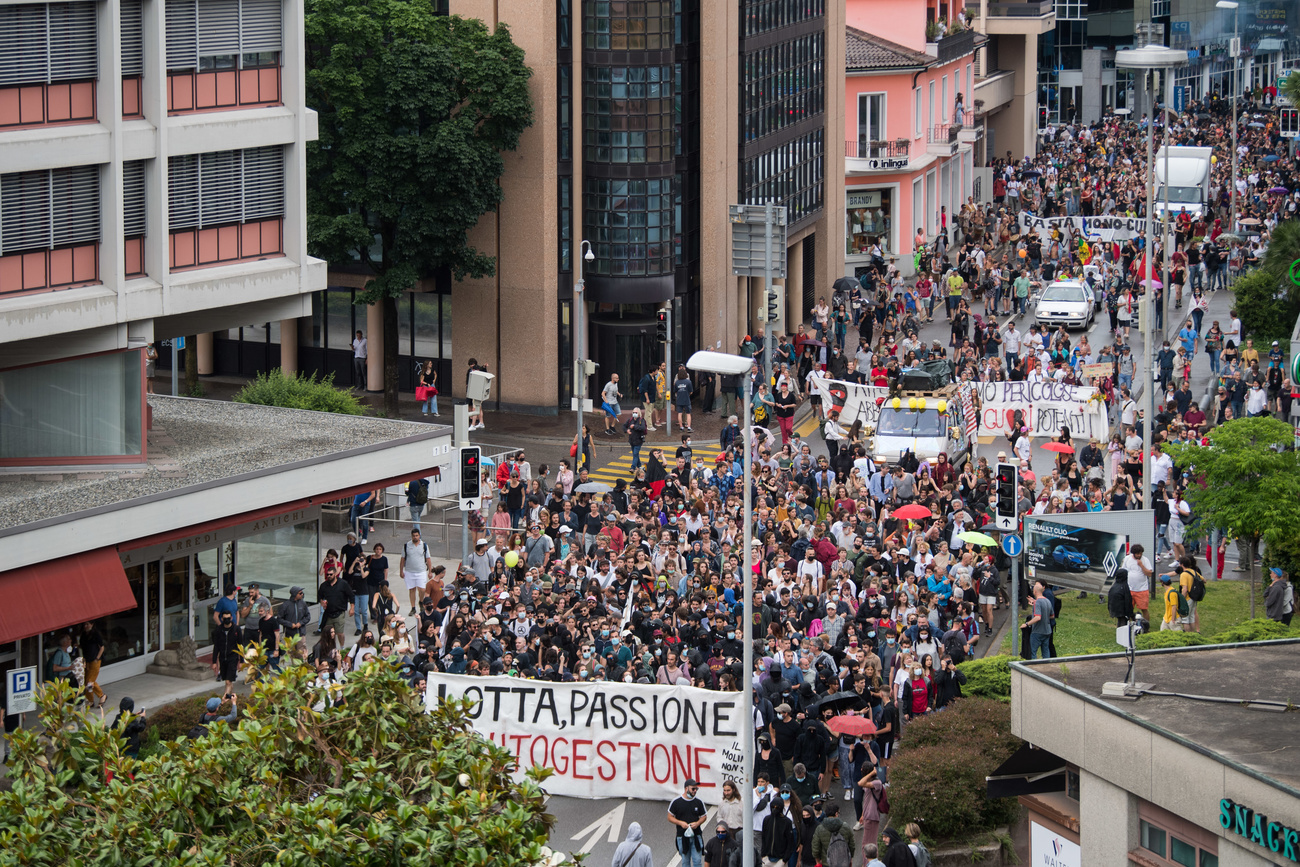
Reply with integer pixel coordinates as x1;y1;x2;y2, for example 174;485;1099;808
583;0;673;50
583;65;674;164
584;176;673;277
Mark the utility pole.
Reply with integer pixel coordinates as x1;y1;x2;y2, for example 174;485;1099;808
762;200;775;391
1217;0;1240;228
664;303;673;436
575;240;594;449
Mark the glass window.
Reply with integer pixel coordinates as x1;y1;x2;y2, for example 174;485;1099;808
846;188;892;255
162;556;190;650
0;350;143;461
440;296;453;358
1200;851;1218;867
326;289;356;351
914;87;922;136
235;519;319;605
858;93;885;144
397;292;413;357
1140;821;1166;858
1170;838;1196;867
99;565;147;665
413;292;440;361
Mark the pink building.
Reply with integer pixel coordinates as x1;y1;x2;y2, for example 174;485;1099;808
842;18;983;280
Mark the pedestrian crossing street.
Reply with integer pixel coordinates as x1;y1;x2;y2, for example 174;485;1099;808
586;443;725;483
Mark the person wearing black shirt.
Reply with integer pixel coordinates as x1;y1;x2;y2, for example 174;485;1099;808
79;621;106;708
774;382;798;446
318;568;352;639
668;779;709;866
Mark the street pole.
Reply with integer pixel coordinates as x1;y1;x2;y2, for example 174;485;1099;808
576;240;592;451
170;339;178;397
665;305;673;436
1230;4;1239;230
762;201;774;392
455;403;470;563
740;382;754;867
1162;69;1172;317
1144;69;1156;511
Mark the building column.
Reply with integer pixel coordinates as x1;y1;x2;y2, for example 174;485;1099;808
785;238;803;331
196;332;214;375
279;318;298;375
1079;769;1139;864
365;301;382;392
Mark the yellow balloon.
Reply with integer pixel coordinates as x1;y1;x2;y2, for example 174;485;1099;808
1211;155;1217;164
907;397;918;410
938;400;948;413
891;397;901;410
504;550;519;568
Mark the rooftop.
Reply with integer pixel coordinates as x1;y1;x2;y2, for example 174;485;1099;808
0;397;450;567
1018;641;1300;791
846;27;936;71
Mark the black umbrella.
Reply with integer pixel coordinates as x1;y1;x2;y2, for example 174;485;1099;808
1020;169;1043;179
807;691;864;716
833;276;859;293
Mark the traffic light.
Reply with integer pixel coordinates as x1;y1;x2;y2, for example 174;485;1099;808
1280;108;1300;138
995;462;1018;531
655;309;668;343
767;289;780;321
458;445;482;511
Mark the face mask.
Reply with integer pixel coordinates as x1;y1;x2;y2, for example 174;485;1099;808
644;606;653;613
727;632;735;640
805;603;814;609
867;631;876;639
887;638;896;646
780;792;791;801
717;832;728;840
601;629;610;638
914;668;923;677
583;650;592;659
580;670;589;679
611;637;620;646
654;649;662;656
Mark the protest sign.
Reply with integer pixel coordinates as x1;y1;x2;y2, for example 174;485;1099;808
973;380;1108;439
426;673;742;801
1019;212;1157;246
807;373;889;427
1080;362;1114;380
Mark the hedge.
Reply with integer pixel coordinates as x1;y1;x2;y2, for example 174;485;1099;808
956;655;1012;702
1134;617;1298;650
233;369;367;415
887;698;1021;843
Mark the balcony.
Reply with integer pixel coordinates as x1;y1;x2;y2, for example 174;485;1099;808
846;139;912;174
974;69;1015;115
927;123;960;156
932;28;981;64
983;0;1055;35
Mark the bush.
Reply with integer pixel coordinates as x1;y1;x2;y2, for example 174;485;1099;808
887;698;1022;843
1231;269;1297;345
233;369;367;415
956;655;1011;702
1135;630;1208;650
1209;617;1299;644
142;694;215;741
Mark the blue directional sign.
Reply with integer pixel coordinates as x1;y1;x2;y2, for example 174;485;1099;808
1002;534;1024;558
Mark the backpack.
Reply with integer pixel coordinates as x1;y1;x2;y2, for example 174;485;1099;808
1187;570;1206;603
872;784;891;815
753;402;769;423
1175;587;1190;617
410;479;429;505
825;829;852;867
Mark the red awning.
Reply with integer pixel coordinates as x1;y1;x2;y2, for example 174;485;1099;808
0;548;138;644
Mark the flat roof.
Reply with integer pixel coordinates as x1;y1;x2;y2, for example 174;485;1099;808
1017;641;1300;791
0;397;450;568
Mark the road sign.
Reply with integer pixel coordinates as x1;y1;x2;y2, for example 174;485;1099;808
1002;534;1023;558
1173;85;1185;114
6;666;37;715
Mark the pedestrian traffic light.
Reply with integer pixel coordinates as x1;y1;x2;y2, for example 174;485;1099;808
459;446;482;511
767;289;780;321
995;461;1018;531
1280;108;1300;139
655;309;668;343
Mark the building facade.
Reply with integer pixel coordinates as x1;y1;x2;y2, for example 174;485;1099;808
842;21;983;278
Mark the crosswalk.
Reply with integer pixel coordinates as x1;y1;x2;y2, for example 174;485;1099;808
586;442;725;483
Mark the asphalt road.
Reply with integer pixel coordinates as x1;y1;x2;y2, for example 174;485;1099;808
549;794;710;867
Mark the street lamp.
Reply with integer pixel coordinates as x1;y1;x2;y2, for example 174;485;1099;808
1217;0;1240;229
685;349;757;867
575;240;595;449
1114;44;1185;515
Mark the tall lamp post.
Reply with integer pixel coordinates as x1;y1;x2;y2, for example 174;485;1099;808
574;240;595;449
1217;0;1240;229
686;349;758;867
1114;44;1186;513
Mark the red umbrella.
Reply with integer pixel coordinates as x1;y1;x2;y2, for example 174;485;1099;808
893;504;933;520
1041;441;1074;454
827;714;877;738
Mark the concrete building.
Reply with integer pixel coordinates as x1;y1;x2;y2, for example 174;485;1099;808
1006;641;1300;866
842;12;984;276
970;0;1056;158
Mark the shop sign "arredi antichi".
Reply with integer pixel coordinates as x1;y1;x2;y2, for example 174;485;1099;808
1220;799;1300;861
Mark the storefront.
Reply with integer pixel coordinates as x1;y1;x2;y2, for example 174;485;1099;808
1008;640;1300;866
846;185;899;282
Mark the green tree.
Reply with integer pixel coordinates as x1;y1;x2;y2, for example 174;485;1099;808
1283;72;1300;109
1232;219;1300;343
1163;417;1300;619
0;644;556;866
305;0;533;417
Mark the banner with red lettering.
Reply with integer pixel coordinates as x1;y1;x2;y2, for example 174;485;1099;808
425;674;743;802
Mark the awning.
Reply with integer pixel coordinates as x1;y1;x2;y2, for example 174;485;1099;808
986;743;1068;799
0;548;138;644
1255;39;1284;52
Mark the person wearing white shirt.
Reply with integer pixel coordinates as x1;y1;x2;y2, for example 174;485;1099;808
1122;546;1154;621
1151;451;1174;487
796;551;824;585
1014;432;1032;463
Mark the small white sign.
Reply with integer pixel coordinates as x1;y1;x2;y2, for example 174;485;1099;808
1030;821;1082;867
7;666;37;715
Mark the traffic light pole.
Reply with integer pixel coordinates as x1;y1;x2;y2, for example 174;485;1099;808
763;200;774;391
455;404;470;564
665;304;673;436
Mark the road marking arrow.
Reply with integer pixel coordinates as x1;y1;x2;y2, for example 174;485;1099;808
570;801;627;854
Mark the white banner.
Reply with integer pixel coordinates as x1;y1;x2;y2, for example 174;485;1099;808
973;380;1108;440
807;373;890;428
426;673;743;802
1019;212;1158;246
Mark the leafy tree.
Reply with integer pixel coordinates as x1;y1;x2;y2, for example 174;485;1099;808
1163;417;1300;619
1229;267;1296;344
0;643;555;866
305;0;533;417
1283;72;1300;109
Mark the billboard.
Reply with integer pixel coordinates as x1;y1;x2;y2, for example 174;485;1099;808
1023;510;1154;593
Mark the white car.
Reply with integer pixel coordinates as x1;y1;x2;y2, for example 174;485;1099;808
1034;280;1095;330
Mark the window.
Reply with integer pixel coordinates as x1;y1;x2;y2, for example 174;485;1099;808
1;166;100;255
121;0;144;76
123;162;147;239
941;75;948;122
858;93;885;144
0;2;98;86
740;32;825;142
168;146;284;230
583;66;674;164
585;176;675;277
1141;821;1166;857
928;80;935;130
914;87;922;136
1151;0;1169;16
583;0;673;51
165;0;282;71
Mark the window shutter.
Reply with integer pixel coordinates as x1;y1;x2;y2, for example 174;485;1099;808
199;150;244;227
241;146;283;221
1;171;54;255
123;161;147;237
168;153;200;230
48;2;98;82
121;0;144;77
165;0;198;70
239;0;282;54
0;5;52;86
51;165;101;247
198;0;241;56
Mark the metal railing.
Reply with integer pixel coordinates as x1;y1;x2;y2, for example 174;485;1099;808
935;28;979;63
987;0;1052;15
927;123;963;143
845;138;911;159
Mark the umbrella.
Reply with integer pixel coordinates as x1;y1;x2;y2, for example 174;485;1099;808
807;692;864;716
1269;186;1289;194
1041;441;1075;454
480;456;496;468
1020;169;1042;179
800;338;826;348
1237;217;1262;226
1112;108;1132;116
574;481;611;494
1261;155;1280;163
826;714;877;738
1216;233;1246;244
958;531;999;547
1140;277;1163;289
833;276;859;293
1247;122;1266;128
893;503;934;520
